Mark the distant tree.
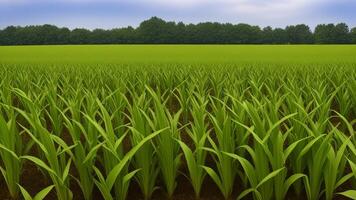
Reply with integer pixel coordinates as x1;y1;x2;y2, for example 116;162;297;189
56;27;71;44
232;23;261;44
286;24;313;44
0;29;2;44
91;29;110;44
334;23;351;43
351;27;356;44
261;26;274;43
110;26;137;44
193;22;224;43
315;23;350;44
37;25;70;44
272;28;288;44
18;26;39;45
181;23;193;43
0;26;18;45
261;26;288;44
174;22;186;43
137;17;177;43
314;24;335;43
70;28;91;44
0;18;355;45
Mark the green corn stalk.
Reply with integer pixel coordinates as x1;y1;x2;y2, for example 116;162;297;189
297;133;331;200
237;100;273;200
178;92;209;199
43;83;64;136
324;128;353;200
92;127;166;200
224;151;288;200
59;94;100;200
84;99;129;200
232;111;305;200
126;91;159;200
18;184;54;200
0;104;22;199
173;82;194;124
202;97;236;200
338;159;356;200
14;89;74;200
337;111;356;200
144;86;182;198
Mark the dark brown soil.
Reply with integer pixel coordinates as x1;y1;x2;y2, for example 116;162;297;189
0;163;226;200
2;162;344;200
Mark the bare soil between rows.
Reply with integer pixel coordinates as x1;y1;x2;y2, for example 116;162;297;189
0;161;352;200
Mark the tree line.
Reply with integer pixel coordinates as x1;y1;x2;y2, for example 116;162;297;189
1;17;356;45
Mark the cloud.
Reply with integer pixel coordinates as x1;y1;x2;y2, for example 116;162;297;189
0;0;334;13
138;0;327;19
0;0;354;29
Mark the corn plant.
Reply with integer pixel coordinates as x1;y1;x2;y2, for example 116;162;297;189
14;89;74;200
297;133;331;200
231;105;305;200
338;154;356;199
84;99;130;200
18;184;54;200
0;104;22;199
59;93;100;200
321;117;355;200
92;127;166;200
0;63;355;200
337;112;356;200
144;86;182;198
202;97;236;200
126;90;159;200
178;92;209;198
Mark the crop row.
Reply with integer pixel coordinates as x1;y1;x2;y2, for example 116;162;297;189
0;64;355;200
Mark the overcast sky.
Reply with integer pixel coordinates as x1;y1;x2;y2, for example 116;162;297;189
0;0;355;29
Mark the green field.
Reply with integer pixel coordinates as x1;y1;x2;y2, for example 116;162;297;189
0;45;355;200
1;45;356;65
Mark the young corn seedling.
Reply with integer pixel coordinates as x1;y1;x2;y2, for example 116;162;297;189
43;82;64;136
236;99;273;200
178;92;209;199
297;133;331;200
226;93;250;187
202;97;236;200
14;89;74;200
348;80;356;115
85;99;131;200
0;104;23;199
331;81;351;118
125;90;159;200
308;82;339;136
173;81;194;124
338;150;356;199
336;112;356;200
232;99;305;200
324;126;354;200
91;126;166;200
283;83;334;196
18;184;54;200
59;93;101;200
145;86;182;198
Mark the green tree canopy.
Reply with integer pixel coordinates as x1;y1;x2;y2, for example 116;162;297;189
0;17;355;45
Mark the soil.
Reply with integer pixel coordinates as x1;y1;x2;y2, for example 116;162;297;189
0;163;226;200
3;163;350;200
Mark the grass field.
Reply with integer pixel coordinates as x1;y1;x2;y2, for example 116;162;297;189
1;45;356;65
0;45;355;200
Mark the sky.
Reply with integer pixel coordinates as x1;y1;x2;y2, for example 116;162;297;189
0;0;355;30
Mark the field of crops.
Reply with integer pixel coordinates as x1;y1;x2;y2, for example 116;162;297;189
0;45;355;200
